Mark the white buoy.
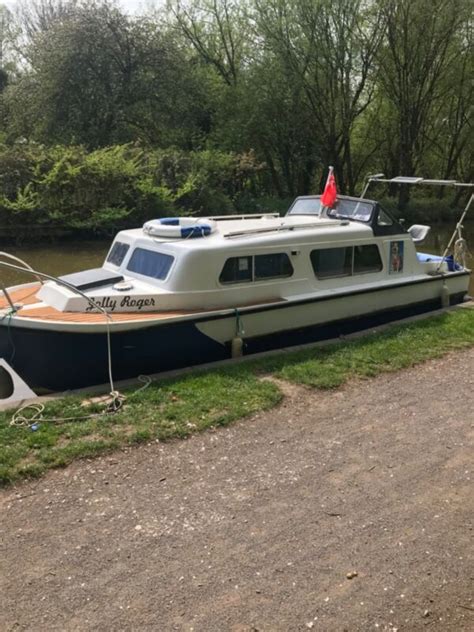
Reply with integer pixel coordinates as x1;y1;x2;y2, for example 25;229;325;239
441;282;450;308
231;336;243;358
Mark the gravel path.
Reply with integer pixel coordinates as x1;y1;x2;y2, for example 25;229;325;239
1;349;473;631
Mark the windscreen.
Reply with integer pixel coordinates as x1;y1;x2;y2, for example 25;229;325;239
287;197;322;216
287;196;374;222
327;199;373;222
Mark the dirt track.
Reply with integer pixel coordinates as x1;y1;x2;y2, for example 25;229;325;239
1;349;473;631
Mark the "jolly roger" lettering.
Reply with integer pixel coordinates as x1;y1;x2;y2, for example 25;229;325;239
85;296;156;312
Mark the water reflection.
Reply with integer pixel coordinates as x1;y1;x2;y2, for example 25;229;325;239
0;241;109;288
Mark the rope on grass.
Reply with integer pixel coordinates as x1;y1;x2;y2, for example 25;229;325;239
11;403;45;427
10;400;119;428
9;375;152;428
129;375;153;398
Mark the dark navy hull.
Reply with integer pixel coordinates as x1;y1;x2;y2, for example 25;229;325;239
0;291;467;393
0;320;228;392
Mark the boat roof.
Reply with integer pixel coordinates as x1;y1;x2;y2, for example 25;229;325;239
116;213;375;252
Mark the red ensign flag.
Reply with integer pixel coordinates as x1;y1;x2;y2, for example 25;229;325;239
321;170;337;208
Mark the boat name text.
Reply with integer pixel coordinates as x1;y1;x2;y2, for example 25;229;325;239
85;296;156;312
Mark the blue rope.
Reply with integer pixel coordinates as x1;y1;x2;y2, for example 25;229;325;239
234;308;245;336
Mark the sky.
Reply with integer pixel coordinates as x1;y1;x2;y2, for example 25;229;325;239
119;0;155;13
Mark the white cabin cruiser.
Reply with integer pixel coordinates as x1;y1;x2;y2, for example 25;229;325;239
0;176;471;392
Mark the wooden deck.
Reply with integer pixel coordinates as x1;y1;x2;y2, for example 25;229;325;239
1;285;285;325
0;284;43;308
16;306;195;323
0;285;198;323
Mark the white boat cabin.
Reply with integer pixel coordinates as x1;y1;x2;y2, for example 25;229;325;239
37;195;443;313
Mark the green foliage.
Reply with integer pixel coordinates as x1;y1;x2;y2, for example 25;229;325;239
0;143;168;233
0;0;471;220
379;197;463;224
0;142;267;236
147;148;265;215
0;139;465;237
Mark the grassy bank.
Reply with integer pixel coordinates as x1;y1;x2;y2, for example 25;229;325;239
1;308;473;486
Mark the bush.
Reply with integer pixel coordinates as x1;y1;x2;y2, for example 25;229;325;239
0;143;266;240
147;148;265;215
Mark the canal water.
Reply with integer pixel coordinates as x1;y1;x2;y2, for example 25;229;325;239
1;223;473;295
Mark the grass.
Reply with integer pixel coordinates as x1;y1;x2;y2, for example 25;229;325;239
0;308;473;485
251;308;474;388
0;371;282;485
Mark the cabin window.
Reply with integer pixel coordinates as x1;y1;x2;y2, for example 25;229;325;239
107;242;130;266
127;247;174;280
220;253;294;284
353;244;383;274
311;244;382;279
219;256;253;283
254;253;293;280
310;247;352;279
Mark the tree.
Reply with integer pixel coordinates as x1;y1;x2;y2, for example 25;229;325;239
375;0;471;207
0;4;17;89
253;0;387;194
219;51;320;197
4;0;209;147
170;0;250;86
16;0;78;39
425;19;473;190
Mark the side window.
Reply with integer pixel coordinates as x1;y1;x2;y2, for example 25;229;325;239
107;242;129;266
219;256;252;284
219;253;294;284
353;245;383;274
127;248;174;280
310;247;352;279
254;253;293;280
377;208;393;226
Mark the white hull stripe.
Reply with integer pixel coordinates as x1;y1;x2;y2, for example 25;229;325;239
2;270;470;334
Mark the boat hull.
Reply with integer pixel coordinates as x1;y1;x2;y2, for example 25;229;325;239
0;273;470;392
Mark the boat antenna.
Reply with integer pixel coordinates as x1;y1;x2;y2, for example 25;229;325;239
359;173;385;199
352;173;385;217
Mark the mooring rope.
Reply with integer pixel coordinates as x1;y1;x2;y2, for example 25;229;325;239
454;237;471;269
0;260;158;428
9;375;153;428
0;260;118;392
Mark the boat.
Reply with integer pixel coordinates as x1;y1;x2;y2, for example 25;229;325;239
0;174;472;393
